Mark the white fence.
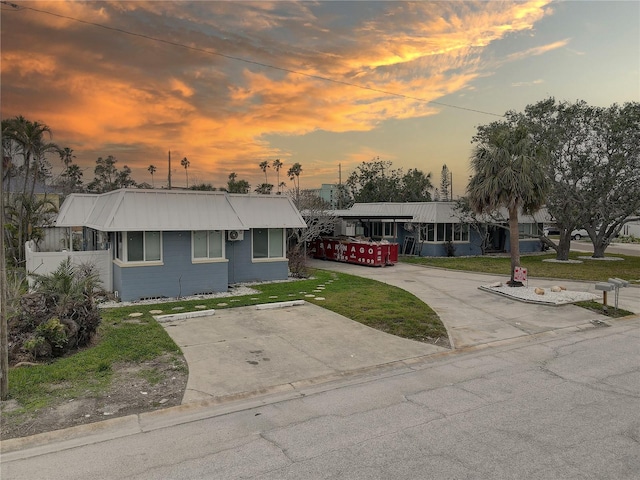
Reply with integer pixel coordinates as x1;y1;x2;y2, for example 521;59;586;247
25;241;113;292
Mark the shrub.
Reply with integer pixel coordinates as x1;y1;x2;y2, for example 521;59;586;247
288;245;309;278
23;336;49;358
8;259;104;364
36;318;68;352
444;240;456;257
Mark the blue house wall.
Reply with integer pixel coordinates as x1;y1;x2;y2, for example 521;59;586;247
395;226;543;257
226;230;289;284
113;231;229;301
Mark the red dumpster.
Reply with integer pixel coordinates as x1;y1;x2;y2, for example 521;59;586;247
312;238;398;266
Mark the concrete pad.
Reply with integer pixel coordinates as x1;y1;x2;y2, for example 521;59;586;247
161;302;445;404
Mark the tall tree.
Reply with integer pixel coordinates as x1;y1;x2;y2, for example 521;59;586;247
272;159;283;194
399;168;433;202
259;160;270;185
439;164;451;201
87;155;137;193
147;164;157;188
287;162;303;201
346;159;400;202
519;98;640;259
227;172;250;194
255;183;274;195
2;116;59;265
180;157;190;188
2;116;54;197
60;164;84;195
59;147;75;168
467;122;549;286
346;159;432;203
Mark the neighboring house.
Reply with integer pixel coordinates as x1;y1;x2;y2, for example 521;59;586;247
328;202;545;257
619;217;640;238
32;189;306;301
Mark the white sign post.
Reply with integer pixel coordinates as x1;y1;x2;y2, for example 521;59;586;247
514;266;528;285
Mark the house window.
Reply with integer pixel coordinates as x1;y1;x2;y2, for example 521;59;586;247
372;222;394;238
419;223;469;242
518;223;541;238
115;231;162;263
192;230;224;260
253;228;285;259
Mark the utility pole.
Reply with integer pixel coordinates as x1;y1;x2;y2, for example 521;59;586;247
338;163;342;209
168;151;172;190
1;153;9;399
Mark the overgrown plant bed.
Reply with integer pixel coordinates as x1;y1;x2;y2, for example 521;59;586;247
2;308;188;440
1;269;448;440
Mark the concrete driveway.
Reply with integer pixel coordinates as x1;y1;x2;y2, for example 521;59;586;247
162;259;638;405
308;259;639;348
161;303;446;404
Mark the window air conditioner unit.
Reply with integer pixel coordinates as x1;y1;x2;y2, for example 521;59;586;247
227;230;244;241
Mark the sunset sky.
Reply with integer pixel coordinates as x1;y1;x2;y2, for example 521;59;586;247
2;1;638;196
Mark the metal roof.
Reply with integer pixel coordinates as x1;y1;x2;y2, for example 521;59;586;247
55;194;99;227
337;202;547;224
55;189;306;231
228;194;307;228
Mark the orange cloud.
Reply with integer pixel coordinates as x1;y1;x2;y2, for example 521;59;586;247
1;0;558;189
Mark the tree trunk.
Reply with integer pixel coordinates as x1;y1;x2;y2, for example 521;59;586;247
508;206;521;286
592;242;607;258
556;231;572;261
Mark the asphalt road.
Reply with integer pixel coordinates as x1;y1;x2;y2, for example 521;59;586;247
3;316;639;479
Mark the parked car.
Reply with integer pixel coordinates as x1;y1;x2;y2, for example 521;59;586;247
571;229;588;240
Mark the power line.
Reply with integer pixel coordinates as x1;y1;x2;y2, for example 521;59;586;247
2;1;504;118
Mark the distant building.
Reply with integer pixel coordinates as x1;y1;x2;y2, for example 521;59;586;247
317;184;338;209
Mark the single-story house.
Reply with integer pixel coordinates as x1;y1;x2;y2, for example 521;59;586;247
44;189;306;301
328;202;546;257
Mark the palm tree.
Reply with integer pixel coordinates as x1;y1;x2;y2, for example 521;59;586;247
147;164;157;188
272;159;283;194
2;116;58;265
180;157;190;188
259;160;270;185
4;116;54;196
467;123;548;286
61;164;84;195
59;147;75;168
287;162;302;202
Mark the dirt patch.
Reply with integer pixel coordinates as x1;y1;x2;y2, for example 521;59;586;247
0;354;188;441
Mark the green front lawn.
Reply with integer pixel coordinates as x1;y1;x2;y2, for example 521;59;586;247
5;269;446;417
402;252;640;283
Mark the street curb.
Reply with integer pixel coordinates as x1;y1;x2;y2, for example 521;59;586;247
154;309;216;322
4;315;638;460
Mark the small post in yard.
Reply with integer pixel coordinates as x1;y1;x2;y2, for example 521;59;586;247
595;282;615;312
607;278;629;313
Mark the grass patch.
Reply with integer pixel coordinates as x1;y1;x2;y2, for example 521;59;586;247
402;252;640;283
137;368;164;386
5;268;447;416
7;309;182;415
574;301;635;318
